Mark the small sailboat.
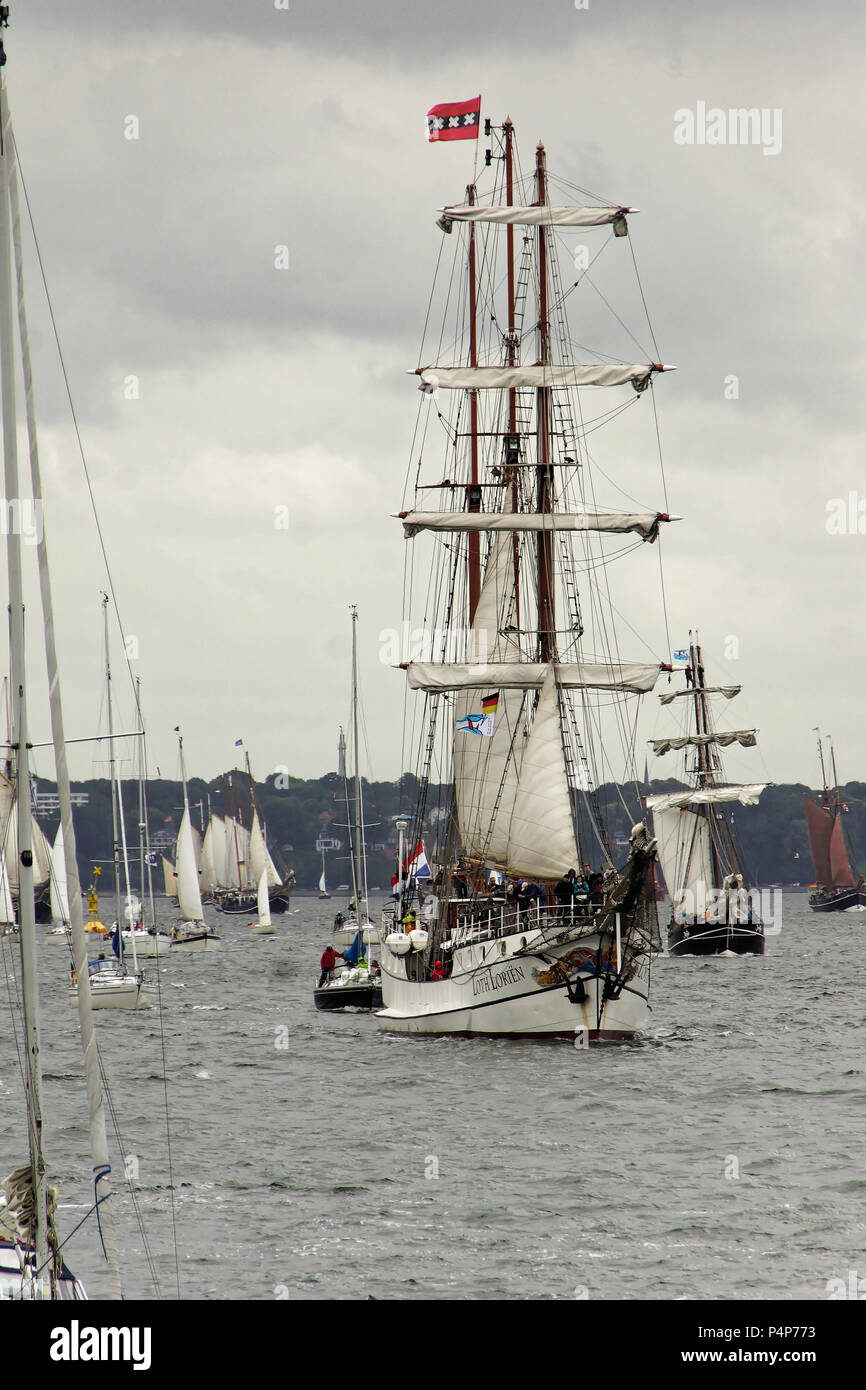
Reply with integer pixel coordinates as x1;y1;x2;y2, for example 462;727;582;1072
170;731;220;950
247;868;275;935
315;609;383;1010
646;634;768;955
805;731;864;912
376;116;665;1038
67;597;153;1008
318;863;330;900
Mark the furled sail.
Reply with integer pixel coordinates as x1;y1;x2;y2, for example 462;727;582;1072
439;203;635;228
415;364;672;391
175;806;204;923
505;668;579;880
398;510;673;542
646;784;767;812
409;660;664;694
650;730;757;755
453;531;527;865
659;685;741;704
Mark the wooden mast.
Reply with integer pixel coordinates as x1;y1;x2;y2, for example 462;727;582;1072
504;118;521;636
467;184;481;622
535;143;554;662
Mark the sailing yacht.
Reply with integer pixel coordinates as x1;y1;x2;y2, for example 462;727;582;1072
315;608;383;1010
170;732;221;949
646;634;768;955
65;597;153;1009
376;117;669;1038
804;732;864;912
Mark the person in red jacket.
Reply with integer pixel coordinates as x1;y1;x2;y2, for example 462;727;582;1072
318;945;344;986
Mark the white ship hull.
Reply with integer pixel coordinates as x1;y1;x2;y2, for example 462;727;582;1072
119;929;169;957
378;924;650;1039
68;977;154;1011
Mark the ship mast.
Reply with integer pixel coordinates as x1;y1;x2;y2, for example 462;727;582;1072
0;39;46;1288
467;184;481;621
534;143;555;662
503;118;521;634
813;727;829;807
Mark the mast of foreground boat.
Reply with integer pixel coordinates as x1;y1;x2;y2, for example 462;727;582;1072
350;606;371;923
2;49;122;1295
102;594;138;972
0;52;46;1283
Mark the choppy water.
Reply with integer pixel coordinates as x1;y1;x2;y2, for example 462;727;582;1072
2;892;864;1301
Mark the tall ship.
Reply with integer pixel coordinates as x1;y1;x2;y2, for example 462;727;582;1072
197;759;295;916
377;112;676;1038
804;732;864;912
646;634;768;955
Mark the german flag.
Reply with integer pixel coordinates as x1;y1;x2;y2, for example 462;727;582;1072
481;692;499;715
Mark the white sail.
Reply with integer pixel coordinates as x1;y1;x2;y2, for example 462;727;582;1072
209;815;227;888
318;870;327;893
190;824;203;871
440;203;635;228
653;806;713;903
199;819;217;894
650;730;757;755
647;784;768;813
415;364;672;391
50;823;70;924
409;660;664;694
0;853;14;924
399;510;673;541
505;668;579;879
161;855;177;898
249;810;270;885
257;869;271;928
223;817;243;888
175;807;204;922
453;532;527;866
2;804;52;888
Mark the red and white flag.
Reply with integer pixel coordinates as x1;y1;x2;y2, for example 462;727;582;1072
426;96;481;143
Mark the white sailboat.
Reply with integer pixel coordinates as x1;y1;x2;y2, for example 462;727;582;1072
67;596;153;1009
247;868;275;935
212;756;294;915
170;731;220;950
376;117;667;1038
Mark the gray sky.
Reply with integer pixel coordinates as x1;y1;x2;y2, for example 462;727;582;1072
4;0;864;788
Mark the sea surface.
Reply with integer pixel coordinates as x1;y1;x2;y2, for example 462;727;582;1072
2;891;864;1301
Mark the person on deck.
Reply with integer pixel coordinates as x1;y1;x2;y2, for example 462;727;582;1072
555;869;577;914
431;960;446;981
318;945;344;986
